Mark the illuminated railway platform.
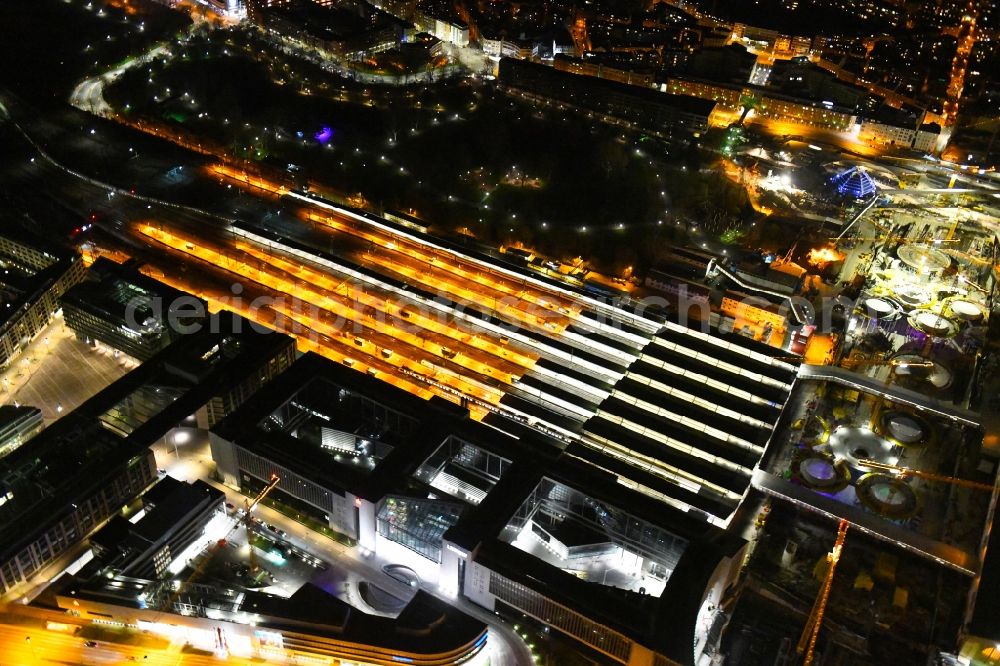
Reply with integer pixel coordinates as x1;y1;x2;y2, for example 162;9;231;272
135;210;800;524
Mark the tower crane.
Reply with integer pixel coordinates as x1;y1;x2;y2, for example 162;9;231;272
159;474;280;611
857;459;995;491
794;454;994;662
243;474;282;573
796;519;849;666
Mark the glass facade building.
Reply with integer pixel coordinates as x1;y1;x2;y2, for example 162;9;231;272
377;496;465;562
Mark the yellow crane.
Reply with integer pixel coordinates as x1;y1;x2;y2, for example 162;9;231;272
796;519;849;666
857;459;995;491
830;236;957;244
159;474;280;611
795;459;994;663
244;474;282;573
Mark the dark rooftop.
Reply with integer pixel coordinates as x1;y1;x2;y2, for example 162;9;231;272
132;479;222;545
499;57;718;117
61;257;204;328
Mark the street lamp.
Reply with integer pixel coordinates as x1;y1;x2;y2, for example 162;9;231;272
26;635;38;661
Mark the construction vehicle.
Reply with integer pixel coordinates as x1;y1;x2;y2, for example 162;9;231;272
796;519;849;666
159;474;281;611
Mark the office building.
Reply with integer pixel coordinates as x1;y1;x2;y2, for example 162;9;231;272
61;258;207;362
49;469;487;665
0;405;44;460
0;225;87;370
53;575;487;665
499;57;718;137
209;349;784;664
662;76;859;131
256;0;405;61
553;55;656;88
0;313;294;596
90;477;225;579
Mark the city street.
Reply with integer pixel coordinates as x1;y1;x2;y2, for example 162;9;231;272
0;623;266;666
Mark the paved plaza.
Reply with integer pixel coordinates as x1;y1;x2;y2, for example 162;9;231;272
1;314;135;425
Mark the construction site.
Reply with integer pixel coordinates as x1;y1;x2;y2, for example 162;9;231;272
723;503;972;664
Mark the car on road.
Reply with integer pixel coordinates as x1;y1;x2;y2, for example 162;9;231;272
225;502;235;511
84;641;99;648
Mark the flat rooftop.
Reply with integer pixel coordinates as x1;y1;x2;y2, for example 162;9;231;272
61;257;202;329
499;57;718;117
213;353;472;500
582;317;799;523
267;0;400;42
211;353;731;643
